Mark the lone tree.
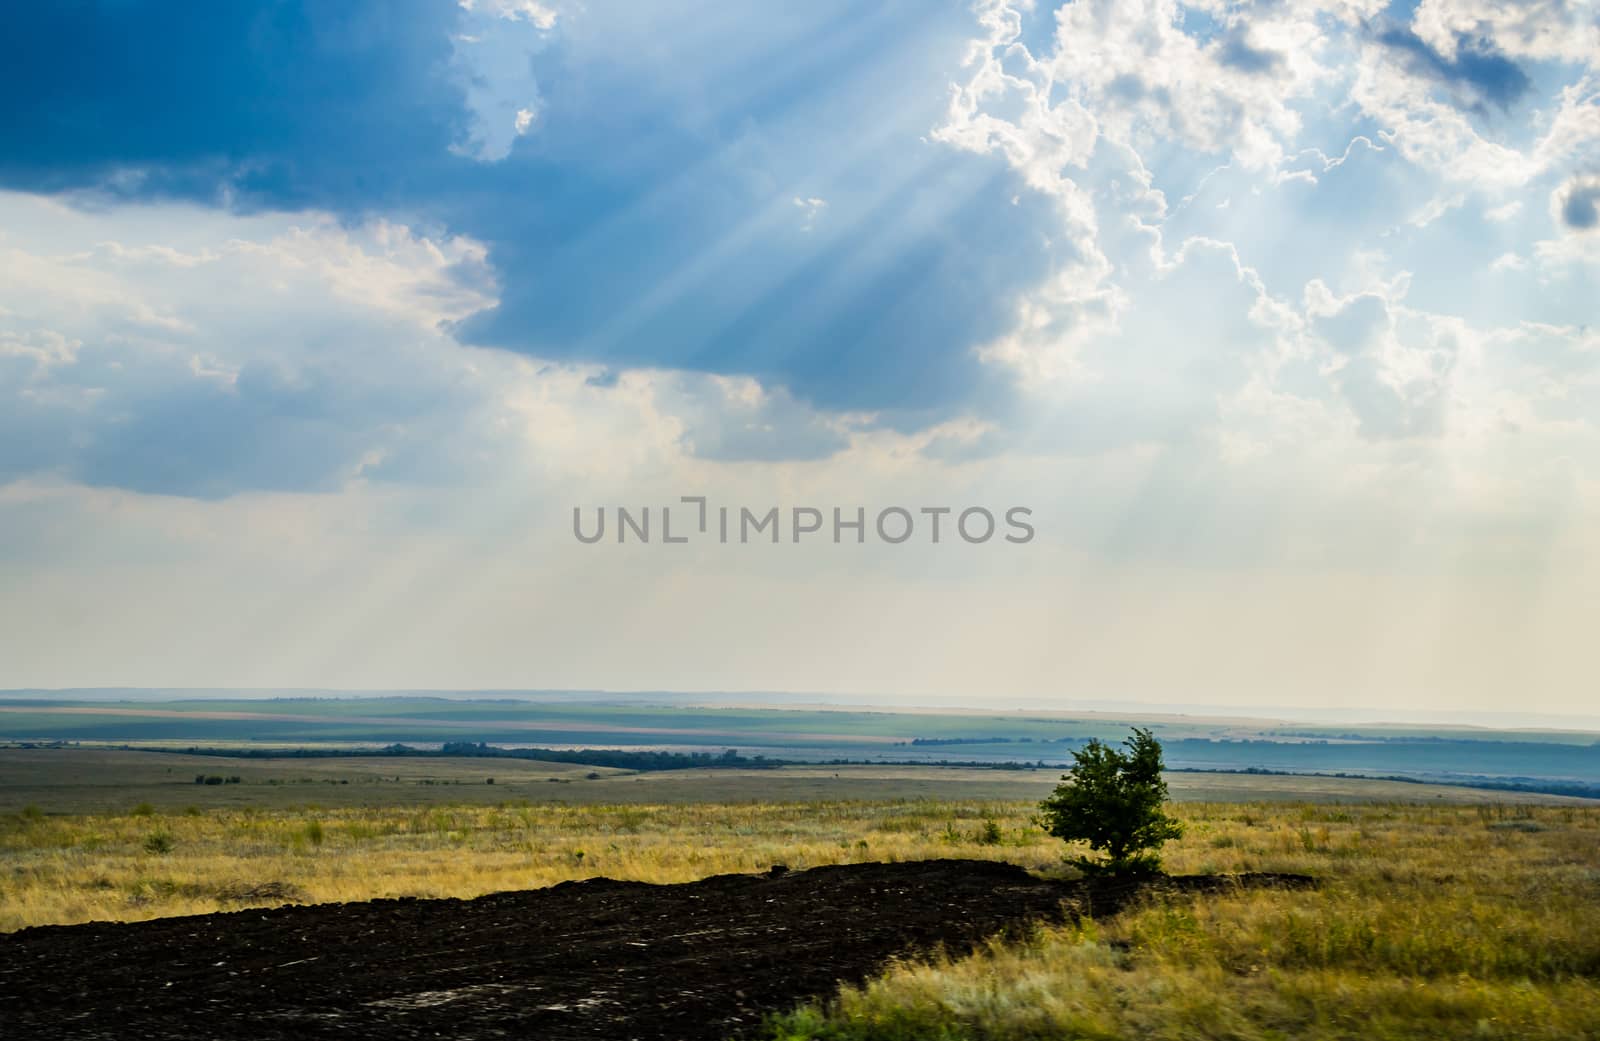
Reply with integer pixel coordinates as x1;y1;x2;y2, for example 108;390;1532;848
1037;727;1182;877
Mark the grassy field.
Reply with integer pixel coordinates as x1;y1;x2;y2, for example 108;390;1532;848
764;801;1600;1041
2;750;1597;1039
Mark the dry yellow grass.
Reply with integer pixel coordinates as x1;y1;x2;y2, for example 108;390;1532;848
0;799;1052;930
766;802;1600;1041
5;792;1598;1040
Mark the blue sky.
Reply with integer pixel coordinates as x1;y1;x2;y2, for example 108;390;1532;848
0;0;1597;717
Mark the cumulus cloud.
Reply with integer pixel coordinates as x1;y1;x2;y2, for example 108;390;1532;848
0;194;515;497
652;374;854;462
1014;0;1321;171
1303;280;1459;439
1411;0;1600;68
0;189;901;496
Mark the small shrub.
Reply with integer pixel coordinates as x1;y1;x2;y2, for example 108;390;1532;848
1037;727;1182;876
143;831;175;855
131;802;156;817
976;819;1003;845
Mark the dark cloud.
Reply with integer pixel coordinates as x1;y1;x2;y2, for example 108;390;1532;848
1217;31;1284;75
1376;28;1531;114
0;0;1068;450
0;2;466;208
1559;180;1600;230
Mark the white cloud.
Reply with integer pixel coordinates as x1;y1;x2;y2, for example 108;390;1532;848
792;196;827;231
1532;74;1600;174
1347;19;1598;192
0;193;517;496
1412;0;1600;68
1351;46;1534;189
462;0;559;30
931;0;1596;465
1484;199;1523;222
1020;0;1321;172
1533;233;1600;271
1407;192;1468;228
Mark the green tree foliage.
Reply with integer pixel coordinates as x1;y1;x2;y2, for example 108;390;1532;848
1037;727;1182;876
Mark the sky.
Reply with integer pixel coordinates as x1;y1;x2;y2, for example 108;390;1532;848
0;0;1597;719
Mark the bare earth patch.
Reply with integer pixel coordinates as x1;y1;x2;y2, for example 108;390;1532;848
0;859;1311;1041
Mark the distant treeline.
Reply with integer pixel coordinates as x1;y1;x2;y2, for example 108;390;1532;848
906;736;1068;746
434;742;789;771
135;742;792;772
70;741;1042;773
904;736;1349;747
1267;731;1600;746
908;735;1600;749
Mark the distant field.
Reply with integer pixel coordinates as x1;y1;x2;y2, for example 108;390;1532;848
3;696;1598;798
0;696;1256;749
1;749;1593;817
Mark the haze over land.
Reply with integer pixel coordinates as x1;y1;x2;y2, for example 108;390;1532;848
5;688;1600;732
5;692;1596;800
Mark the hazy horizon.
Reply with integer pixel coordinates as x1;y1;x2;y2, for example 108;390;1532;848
5;687;1598;734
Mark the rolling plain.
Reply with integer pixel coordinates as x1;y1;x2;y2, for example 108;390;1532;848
2;698;1598;1039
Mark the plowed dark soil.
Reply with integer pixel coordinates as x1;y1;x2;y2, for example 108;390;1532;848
0;860;1312;1041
